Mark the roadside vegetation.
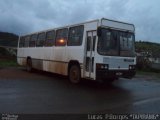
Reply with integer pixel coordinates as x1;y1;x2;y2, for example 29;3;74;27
0;32;18;67
0;58;18;67
137;72;160;79
136;57;160;79
136;69;160;79
0;47;18;67
135;41;160;78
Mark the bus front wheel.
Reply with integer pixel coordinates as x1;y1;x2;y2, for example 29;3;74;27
69;65;81;84
26;58;32;72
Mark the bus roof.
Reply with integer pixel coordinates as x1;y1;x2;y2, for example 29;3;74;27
21;18;134;36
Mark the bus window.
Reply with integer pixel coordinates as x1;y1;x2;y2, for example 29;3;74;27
24;36;30;47
19;36;25;47
55;28;68;46
37;32;45;47
97;29;119;56
45;30;55;47
68;25;84;46
29;34;37;47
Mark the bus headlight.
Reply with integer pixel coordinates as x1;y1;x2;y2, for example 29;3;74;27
96;64;109;70
129;65;135;70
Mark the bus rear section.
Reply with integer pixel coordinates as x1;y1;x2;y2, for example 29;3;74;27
84;18;136;82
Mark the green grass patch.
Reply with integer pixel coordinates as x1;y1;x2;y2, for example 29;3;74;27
0;59;18;67
136;70;160;79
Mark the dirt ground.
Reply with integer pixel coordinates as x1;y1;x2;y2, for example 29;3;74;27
0;66;159;82
0;67;51;80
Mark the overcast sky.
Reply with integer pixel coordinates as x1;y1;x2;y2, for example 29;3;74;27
0;0;160;43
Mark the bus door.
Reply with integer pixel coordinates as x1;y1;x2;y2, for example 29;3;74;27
84;31;96;79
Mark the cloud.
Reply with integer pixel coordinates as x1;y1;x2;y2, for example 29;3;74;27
0;0;159;43
125;0;160;42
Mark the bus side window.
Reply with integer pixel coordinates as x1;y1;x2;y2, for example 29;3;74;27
45;30;55;47
68;25;84;46
24;36;30;47
19;37;25;48
37;32;45;47
29;34;37;47
55;28;68;46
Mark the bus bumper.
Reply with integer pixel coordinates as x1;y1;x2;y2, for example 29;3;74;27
96;69;136;80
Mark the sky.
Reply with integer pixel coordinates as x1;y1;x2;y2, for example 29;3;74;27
0;0;160;43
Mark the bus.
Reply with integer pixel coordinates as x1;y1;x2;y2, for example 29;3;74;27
17;18;136;84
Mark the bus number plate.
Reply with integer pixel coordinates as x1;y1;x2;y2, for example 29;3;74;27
116;72;122;76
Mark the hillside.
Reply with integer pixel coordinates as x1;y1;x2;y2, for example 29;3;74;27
135;41;160;57
0;32;18;58
0;32;19;47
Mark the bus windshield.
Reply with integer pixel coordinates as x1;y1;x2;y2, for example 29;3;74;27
97;28;135;57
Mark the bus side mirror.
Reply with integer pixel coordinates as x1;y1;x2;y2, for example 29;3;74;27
97;27;102;37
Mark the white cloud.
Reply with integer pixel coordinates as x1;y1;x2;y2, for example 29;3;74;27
0;0;159;43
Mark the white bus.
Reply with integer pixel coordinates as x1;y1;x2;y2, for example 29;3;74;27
17;18;136;84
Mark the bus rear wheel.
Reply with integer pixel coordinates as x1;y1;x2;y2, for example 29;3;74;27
69;65;81;84
26;58;32;72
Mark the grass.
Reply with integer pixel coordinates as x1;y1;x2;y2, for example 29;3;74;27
0;58;18;67
136;69;160;79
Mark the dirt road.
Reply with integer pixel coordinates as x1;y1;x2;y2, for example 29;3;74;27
0;67;160;114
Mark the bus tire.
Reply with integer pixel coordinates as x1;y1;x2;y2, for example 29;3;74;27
26;58;32;72
69;65;81;84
